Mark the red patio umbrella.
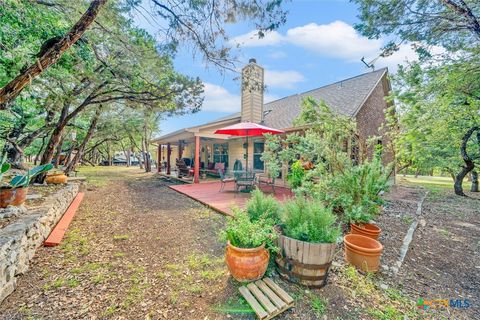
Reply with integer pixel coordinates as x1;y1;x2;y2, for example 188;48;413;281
214;122;284;170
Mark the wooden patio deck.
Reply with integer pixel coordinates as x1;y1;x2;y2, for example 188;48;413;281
169;181;293;216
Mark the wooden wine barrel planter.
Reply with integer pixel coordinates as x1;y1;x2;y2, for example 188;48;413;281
275;231;336;288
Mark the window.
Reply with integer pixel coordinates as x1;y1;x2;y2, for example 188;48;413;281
213;143;228;167
253;141;264;171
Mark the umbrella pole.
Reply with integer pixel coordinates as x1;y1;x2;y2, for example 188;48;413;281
245;136;248;171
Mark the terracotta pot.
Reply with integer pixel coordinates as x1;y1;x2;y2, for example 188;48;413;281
344;234;383;273
350;222;381;240
45;173;68;184
0;187;28;208
225;241;269;282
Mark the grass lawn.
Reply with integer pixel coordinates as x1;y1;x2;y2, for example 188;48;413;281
398;174;472;190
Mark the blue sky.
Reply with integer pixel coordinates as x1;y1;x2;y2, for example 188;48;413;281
134;1;422;136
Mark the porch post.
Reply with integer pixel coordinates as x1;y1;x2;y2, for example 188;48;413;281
178;140;183;159
157;144;162;173
194;136;200;183
167;143;171;175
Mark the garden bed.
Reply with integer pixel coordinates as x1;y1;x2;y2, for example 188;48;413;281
0;167;478;319
0;182;80;303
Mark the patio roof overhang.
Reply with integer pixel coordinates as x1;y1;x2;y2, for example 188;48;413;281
151;115;241;145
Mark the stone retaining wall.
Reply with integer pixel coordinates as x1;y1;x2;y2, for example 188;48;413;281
0;183;80;303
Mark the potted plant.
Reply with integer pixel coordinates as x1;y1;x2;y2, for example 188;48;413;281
275;198;341;288
344;233;383;273
0;159;53;208
220;209;275;282
325;159;389;240
246;189;280;224
346;205;381;240
45;169;68;184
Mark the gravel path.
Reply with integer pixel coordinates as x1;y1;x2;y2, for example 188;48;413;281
0;167;230;319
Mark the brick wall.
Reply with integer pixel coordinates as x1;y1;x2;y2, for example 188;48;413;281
355;73;394;164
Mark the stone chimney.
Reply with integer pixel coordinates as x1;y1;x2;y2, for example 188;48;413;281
241;58;264;123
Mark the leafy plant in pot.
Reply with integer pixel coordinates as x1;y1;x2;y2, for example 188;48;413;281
220;209;277;282
0;158;53;208
276;197;341;288
325;158;389;240
346;205;381;240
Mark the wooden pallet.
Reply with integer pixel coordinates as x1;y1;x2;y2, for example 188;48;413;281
239;277;294;320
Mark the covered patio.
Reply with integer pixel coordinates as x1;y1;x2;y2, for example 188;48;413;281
153;116;236;183
169;181;293;215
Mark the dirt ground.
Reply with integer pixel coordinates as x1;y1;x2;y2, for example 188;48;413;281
0;167;478;319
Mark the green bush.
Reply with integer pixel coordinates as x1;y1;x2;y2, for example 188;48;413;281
321;158;390;224
280;198;340;243
246;189;280;224
220;209;277;249
287;160;305;189
344;205;372;225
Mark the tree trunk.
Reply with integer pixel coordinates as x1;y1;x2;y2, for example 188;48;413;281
454;126;478;196
34;105;70;182
34;135;48;165
0;0;108;109
53;134;66;168
471;171;479;192
65;107;101;174
126;149;131;167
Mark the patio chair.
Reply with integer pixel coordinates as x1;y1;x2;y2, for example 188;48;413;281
232;159;243;180
176;158;191;178
218;168;235;192
257;173;276;194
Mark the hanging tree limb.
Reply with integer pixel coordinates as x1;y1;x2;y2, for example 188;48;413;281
0;0;108;109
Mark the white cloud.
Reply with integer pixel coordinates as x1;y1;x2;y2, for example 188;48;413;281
230;30;283;47
232;21;381;61
232;21;448;72
375;43;446;72
285;21;382;61
201;83;282;113
264;70;305;89
202;83;240;112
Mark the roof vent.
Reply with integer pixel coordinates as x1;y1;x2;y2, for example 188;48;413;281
249;58;257;64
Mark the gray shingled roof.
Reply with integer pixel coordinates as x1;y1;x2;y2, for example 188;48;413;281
153;68;387;142
263;68;387;129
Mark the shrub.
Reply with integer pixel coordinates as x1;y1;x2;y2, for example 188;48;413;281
246;189;280;224
280;198;340;243
344;205;373;225
321;158;390;224
287;160;305;189
220;209;277;249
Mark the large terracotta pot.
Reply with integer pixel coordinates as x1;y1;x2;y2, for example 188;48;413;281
0;187;28;208
344;234;383;273
45;173;68;184
225;241;269;282
350;222;381;240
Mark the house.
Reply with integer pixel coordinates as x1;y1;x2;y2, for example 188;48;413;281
152;59;393;183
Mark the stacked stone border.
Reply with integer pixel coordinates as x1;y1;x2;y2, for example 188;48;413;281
0;183;80;303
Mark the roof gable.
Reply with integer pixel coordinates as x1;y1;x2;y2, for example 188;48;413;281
263;68;387;129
